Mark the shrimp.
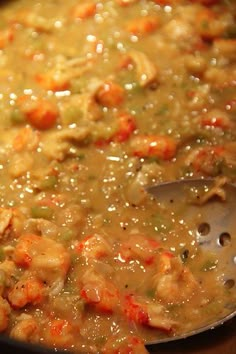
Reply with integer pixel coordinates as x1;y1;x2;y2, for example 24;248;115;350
80;268;119;313
16;96;58;130
13;234;71;295
116;0;138;6
71;2;97;20
185;146;225;176
126;16;159;36
130;135;177;160
123;294;176;332
10;316;39;343
76;234;112;260
0;296;10;332
153;253;199;304
113;113;137;143
8;276;45;309
95;112;136;147
45;319;74;348
95;80;125;108
200;109;232;130
118;234;161;265
35;72;70;92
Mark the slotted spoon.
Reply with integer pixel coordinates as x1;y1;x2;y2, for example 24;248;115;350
146;178;236;344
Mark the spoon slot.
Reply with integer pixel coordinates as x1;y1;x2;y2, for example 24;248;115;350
197;222;211;236
218;232;231;247
224;279;235;289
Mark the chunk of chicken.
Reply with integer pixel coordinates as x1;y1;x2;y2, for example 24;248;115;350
41;126;90;161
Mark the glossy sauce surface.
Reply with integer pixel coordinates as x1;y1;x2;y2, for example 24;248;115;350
0;0;235;353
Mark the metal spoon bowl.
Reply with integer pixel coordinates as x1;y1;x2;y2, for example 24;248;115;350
146;178;236;345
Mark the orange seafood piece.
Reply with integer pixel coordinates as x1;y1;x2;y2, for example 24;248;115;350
123;294;175;331
126;16;159;36
201;110;231;129
17;95;58;130
154;255;199;304
186;146;225;176
35;72;70;92
130;135;177;160
46;319;74;348
8;277;45;309
76;234;112;259
118;234;161;265
116;0;138;6
80;270;119;313
95;80;125;107
13;234;40;268
71;2;97;20
124;295;149;326
114;113;137;142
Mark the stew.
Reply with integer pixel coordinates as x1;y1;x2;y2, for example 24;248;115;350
0;0;235;353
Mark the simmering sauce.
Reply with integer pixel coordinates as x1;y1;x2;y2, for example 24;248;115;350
0;0;235;353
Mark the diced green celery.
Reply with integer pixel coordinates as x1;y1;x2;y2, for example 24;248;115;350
155;104;169;116
77;153;85;160
59;228;75;242
201;259;218;272
10;108;26;124
150;213;172;232
205;300;222;316
40;175;57;190
88;175;96;180
144;156;160;164
70;78;86;94
146;288;156;299
31;205;54;220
